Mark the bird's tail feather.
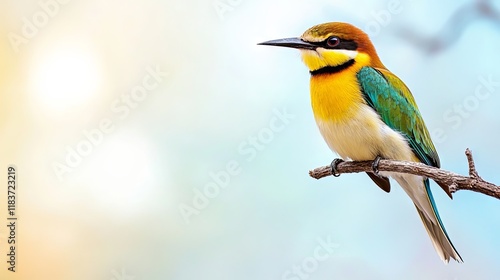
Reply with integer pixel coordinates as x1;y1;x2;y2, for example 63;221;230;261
396;176;462;263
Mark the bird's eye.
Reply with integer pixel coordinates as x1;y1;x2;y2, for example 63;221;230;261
326;36;340;47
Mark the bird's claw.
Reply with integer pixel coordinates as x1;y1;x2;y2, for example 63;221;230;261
372;156;382;175
330;158;344;177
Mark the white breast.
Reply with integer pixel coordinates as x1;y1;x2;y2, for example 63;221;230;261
315;105;414;162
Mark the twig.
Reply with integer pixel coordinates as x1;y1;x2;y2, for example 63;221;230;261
309;149;500;199
397;0;500;54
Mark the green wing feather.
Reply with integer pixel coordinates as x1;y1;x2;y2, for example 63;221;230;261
357;68;458;258
356;67;440;168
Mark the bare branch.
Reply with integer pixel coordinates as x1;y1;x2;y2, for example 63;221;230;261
396;0;500;54
309;149;500;199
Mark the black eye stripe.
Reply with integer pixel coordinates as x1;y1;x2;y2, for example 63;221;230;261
308;38;358;51
335;40;358;50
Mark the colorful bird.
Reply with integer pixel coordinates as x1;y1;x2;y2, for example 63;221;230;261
259;22;462;263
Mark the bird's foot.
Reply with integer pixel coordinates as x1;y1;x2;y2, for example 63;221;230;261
372;156;382;175
330;158;344;177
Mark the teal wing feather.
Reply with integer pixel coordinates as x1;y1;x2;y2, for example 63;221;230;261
356;67;440;168
357;68;459;258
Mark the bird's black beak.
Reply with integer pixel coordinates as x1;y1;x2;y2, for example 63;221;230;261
258;37;317;50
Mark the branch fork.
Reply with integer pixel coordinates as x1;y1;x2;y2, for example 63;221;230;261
309;149;500;199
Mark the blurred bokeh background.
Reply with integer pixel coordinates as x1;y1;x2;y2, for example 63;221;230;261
1;0;500;279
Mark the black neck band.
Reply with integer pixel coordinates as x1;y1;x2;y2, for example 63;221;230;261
310;59;355;76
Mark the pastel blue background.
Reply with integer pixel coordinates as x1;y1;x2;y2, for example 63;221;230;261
1;0;499;279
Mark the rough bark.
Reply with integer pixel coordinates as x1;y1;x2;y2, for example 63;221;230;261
309;149;500;199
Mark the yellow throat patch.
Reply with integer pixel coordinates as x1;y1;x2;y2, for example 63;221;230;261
303;51;371;123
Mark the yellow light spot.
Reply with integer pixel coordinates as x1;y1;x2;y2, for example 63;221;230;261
30;45;102;112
